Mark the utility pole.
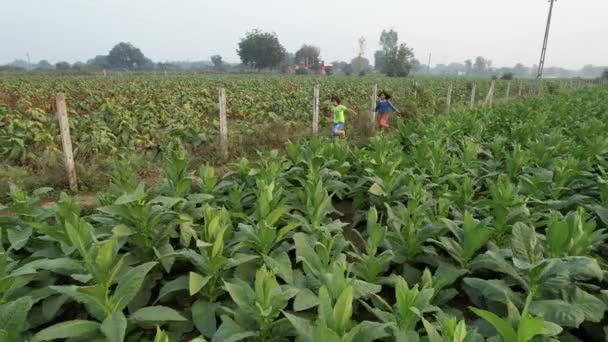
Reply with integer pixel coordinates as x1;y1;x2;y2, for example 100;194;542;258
427;53;432;75
26;52;31;70
536;0;557;94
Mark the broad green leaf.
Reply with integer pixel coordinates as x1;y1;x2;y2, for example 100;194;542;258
189;272;211;296
571;287;606;323
95;239;116;276
42;295;68;321
517;314;545;342
32;320;100;341
0;297;33;338
529;300;584;328
332;286;353;335
129;306;187;322
50;285;106;320
224;279;254;309
157;275;189;302
369;183;386;196
593;205;608;225
293;288;319;311
192;300;219;338
469;307;517;342
7;227;31;250
112;261;157;312
421;316;442;342
23;258;83;273
463;278;523;308
101;311;127;342
312;322;341;342
211;315;256;342
283;311;313;341
511;222;541;265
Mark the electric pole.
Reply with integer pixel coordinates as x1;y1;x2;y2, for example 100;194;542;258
427;53;432;75
536;0;557;94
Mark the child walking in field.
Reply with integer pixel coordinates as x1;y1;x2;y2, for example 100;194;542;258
375;91;400;129
329;96;351;138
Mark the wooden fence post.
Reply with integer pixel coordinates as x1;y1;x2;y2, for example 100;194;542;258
484;80;495;106
446;82;453;115
102;69;107;77
218;88;228;160
505;81;511;101
470;83;477;110
312;84;319;135
518;80;523;97
55;94;78;191
370;84;378;127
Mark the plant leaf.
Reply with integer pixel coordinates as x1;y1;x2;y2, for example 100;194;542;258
101;311;127;342
112;262;157;312
129;306;187;322
32;320;100;341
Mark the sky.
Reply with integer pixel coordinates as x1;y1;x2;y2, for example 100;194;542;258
1;0;606;69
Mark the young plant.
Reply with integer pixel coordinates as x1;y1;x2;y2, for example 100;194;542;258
469;293;562;342
160;146;192;198
544;208;607;257
234;181;299;257
349;207;393;283
385;198;441;263
431;211;493;267
481;174;529;242
416;313;483;342
94;183;179;262
284;285;389;342
214;266;298;342
362;276;438;336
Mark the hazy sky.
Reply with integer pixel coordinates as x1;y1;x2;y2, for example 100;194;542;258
2;0;606;69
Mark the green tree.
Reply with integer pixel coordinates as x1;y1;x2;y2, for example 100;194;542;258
374;50;386;71
377;29;414;77
55;61;71;70
72;62;86;71
107;42;150;70
36;60;53;70
294;45;321;70
473;56;489;75
237;29;286;70
87;55;109;70
351;56;370;75
464;59;473;75
602;69;608;79
211;55;224;71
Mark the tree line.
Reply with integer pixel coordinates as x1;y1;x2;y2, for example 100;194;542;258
2;30;607;79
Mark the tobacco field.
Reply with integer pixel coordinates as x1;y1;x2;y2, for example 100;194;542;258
1;76;608;341
0;75;546;165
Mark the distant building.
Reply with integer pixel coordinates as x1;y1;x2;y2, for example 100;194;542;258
294;61;332;75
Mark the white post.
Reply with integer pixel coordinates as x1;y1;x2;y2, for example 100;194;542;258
505;81;511;101
55;94;78;191
518;80;523;97
370;84;378;126
446;82;453;115
102;69;107;77
470;82;477;110
312;84;319;135
484;80;496;106
218;88;228;160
